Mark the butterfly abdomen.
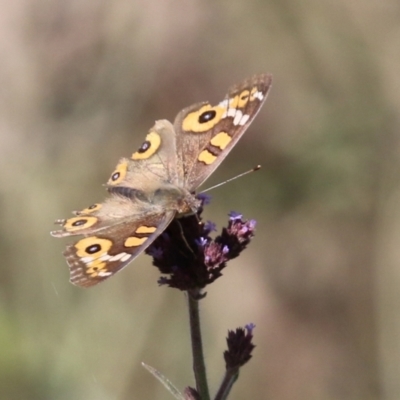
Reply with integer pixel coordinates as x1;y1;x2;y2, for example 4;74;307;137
107;186;149;202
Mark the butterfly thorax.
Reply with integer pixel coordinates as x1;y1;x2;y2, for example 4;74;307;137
151;184;200;216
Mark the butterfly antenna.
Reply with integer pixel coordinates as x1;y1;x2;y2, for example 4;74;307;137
201;165;261;193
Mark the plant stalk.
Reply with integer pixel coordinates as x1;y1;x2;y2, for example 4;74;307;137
187;289;210;400
214;368;239;400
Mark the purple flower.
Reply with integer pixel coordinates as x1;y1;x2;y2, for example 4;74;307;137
204;220;217;233
195;237;208;248
223;324;256;370
197;193;212;206
228;211;243;221
146;246;163;259
145;196;257;291
245;323;256;333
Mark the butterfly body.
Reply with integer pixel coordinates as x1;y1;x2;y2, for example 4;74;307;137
51;74;272;287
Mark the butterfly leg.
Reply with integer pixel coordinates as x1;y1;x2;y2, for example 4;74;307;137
176;219;196;255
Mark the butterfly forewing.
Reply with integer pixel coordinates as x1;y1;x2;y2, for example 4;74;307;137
174;73;272;190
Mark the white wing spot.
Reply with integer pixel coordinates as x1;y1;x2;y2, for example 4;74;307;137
219;99;229;108
98;254;111;262
98;271;112;277
233;110;243;126
120;253;132;262
253;91;264;101
109;253;126;262
239;114;250;126
227;108;236;118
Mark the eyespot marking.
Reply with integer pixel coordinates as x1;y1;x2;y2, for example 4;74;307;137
210;132;232;150
198;150;217;165
75;237;113;258
199;110;217;123
64;216;97;232
136;226;157;234
124;236;147;247
182;105;226;133
132;131;161;160
138;141;150;153
108;161;128;185
78;204;102;214
238;90;250;108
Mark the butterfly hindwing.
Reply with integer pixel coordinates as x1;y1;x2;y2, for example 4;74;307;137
51;193;161;238
64;211;175;287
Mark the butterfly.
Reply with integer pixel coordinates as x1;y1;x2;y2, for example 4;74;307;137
51;74;272;287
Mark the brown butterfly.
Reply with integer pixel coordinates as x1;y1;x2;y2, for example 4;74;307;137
51;74;272;287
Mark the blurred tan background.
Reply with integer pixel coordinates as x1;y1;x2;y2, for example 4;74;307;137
1;0;399;399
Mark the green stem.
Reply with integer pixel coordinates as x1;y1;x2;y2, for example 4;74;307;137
187;289;210;400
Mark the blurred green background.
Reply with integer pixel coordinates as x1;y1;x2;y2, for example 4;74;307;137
1;0;399;399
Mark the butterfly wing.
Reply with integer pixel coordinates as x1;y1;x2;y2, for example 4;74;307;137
51;119;185;287
173;73;272;191
52;74;272;287
106;119;181;192
63;211;175;287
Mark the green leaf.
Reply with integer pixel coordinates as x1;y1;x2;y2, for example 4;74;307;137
141;362;185;400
